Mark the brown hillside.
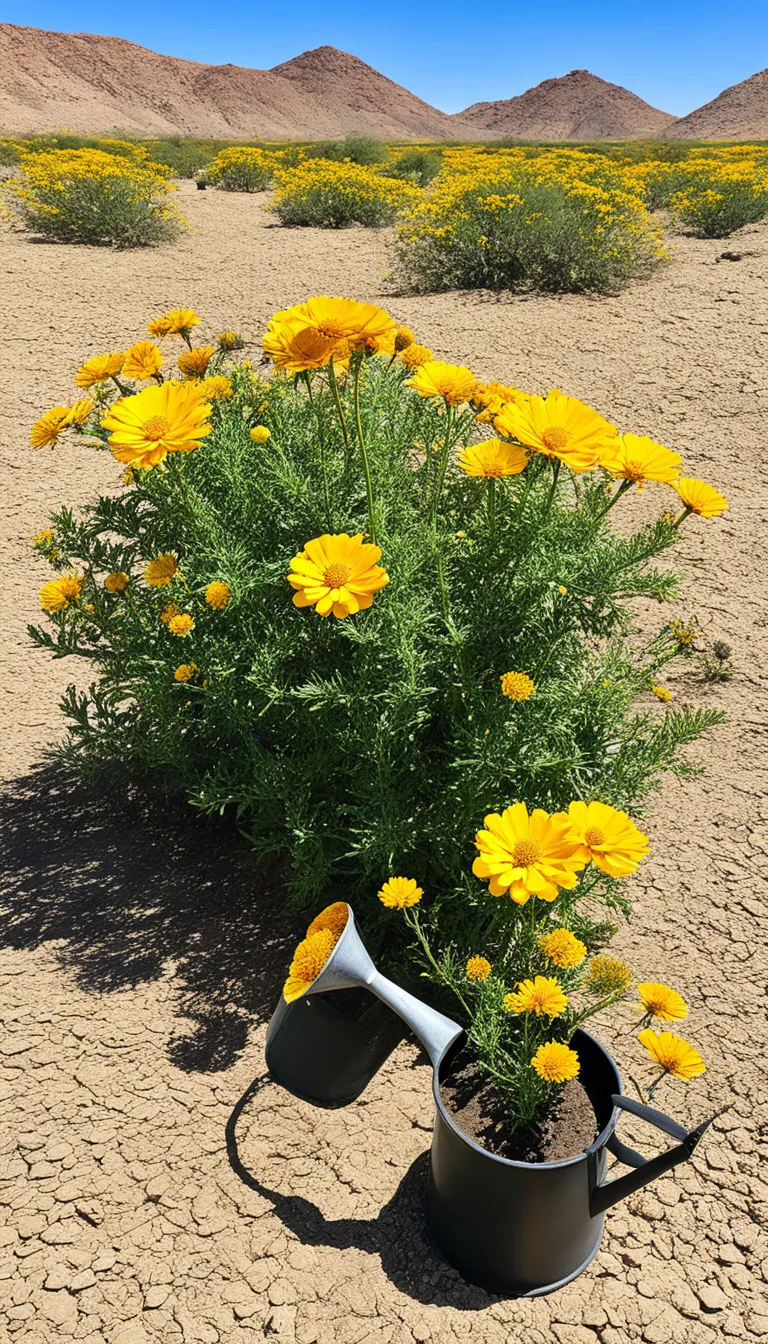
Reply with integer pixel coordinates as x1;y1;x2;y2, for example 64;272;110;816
0;24;483;140
670;68;768;139
457;69;676;140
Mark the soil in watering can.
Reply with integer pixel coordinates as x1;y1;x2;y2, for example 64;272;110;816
441;1061;598;1162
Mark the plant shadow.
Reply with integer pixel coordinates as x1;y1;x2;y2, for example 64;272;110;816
0;763;301;1072
226;1075;497;1310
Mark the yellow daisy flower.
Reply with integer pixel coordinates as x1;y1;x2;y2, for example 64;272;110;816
599;433;682;486
283;929;337;1003
495;389;617;473
564;800;649;877
587;956;633;996
74;352;125;390
399;343;433;370
466;956;491;981
637;982;688;1022
504;976;568;1018
101;382;212;469
178;346;216;378
149;308;200;339
174;662;199;682
218;330;244;351
651;684;673;702
122;341;163;381
205;581;231;609
287;532;389;619
104;571;130;594
306;902;349;940
638;1029;705;1080
473;802;586;905
458;439;529;478
531;1041;580;1084
672;477;728;519
29;406;73;450
377;877;423;909
406;360;478;407
500;671;535;702
145;554;178;586
168;613;195;637
39;574;83;612
394;325;415;351
538;928;587;969
250;426;271;443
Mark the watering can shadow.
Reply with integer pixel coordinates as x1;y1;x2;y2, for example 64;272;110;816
264;905;722;1296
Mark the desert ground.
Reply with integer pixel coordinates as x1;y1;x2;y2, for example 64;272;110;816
1;182;767;1344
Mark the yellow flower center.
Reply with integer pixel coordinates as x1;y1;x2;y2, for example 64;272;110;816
483;463;505;478
315;321;347;339
541;426;570;451
324;563;351;590
584;826;606;847
144;415;171;442
512;838;542;867
623;461;645;482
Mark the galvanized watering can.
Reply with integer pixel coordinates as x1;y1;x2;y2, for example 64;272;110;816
265;905;717;1296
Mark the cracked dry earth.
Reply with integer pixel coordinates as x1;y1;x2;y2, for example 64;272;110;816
1;182;768;1344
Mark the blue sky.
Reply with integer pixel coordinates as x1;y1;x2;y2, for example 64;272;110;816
5;2;768;117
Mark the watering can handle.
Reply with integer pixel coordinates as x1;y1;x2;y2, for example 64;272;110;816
590;1094;722;1217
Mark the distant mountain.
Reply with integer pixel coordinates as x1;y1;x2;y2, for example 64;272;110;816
670;68;768;139
0;25;484;140
457;70;677;140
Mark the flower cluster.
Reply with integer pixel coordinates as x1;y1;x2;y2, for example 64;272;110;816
269;158;419;228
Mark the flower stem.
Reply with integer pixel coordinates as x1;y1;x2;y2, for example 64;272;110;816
327;360;351;465
592;479;632;522
487;477;497;543
352;358;377;545
407;909;471;1018
543;458;562;520
304;372;332;532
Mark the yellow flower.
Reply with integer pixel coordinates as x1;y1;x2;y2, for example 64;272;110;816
539;928;587;970
262;321;340;373
198;376;233;401
458;439;529;479
637;982;688;1022
250;426;271;443
672;477;728;518
178;346;216;378
407;360;478;406
160;602;181;624
104;571;130;594
29;406;72;449
66;399;94;427
473;802;586;904
472;381;521;420
74;352;125;390
638;1028;705;1080
122;341;163;381
600;433;682;486
587;955;633;996
531;1041;580;1084
174;662;199;682
377;877;423;909
101;382;212;469
39;573;83;612
264;297;396;369
466;956;491;981
495;389;617;473
205;581;231;609
218;330;244;351
558;585;568;595
399;343;433;370
149;308;200;339
306;901;349;940
505;976;568;1018
33;529;55;549
168;613;195;636
283;929;337;1003
500;671;535;702
394;325;415;351
564;800;649;877
287;532;389;619
145;554;178;586
651;684;673;702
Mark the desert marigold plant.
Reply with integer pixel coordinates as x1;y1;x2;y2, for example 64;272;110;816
30;296;722;1128
269;158;419;228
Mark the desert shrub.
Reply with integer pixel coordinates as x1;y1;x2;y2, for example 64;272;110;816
207;146;282;192
30;297;725;942
3;148;185;247
305;137;388;166
144;138;214;179
270;159;419;227
385;147;443;187
668;162;768;237
396;170;665;294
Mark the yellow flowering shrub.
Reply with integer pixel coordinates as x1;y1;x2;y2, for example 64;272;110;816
270;159;420;228
3;147;185;247
207;146;285;192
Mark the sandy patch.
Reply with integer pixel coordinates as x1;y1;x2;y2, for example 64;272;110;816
1;183;767;1341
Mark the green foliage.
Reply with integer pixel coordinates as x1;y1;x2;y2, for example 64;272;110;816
143;137;215;179
305;137;388;166
670;179;768;237
385;148;443;187
270;160;419;228
207;146;281;192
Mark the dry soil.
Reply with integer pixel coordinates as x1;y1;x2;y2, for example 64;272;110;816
1;183;767;1344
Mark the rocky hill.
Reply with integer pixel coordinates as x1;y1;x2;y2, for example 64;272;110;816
457;70;677;140
669;68;768;139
